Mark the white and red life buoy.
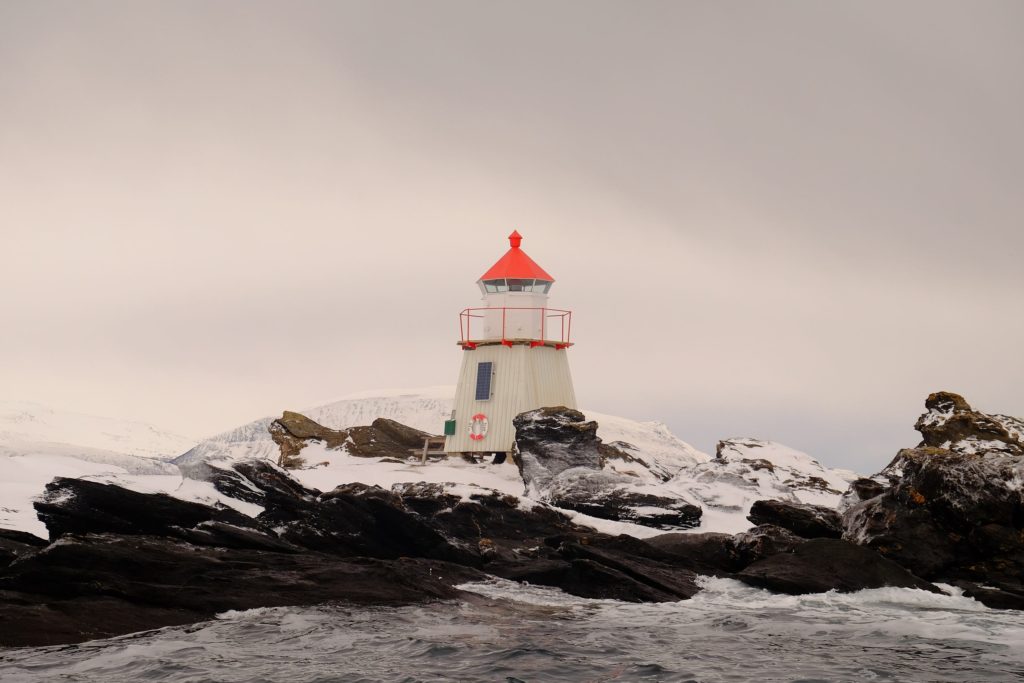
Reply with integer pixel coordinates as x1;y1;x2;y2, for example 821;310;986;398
468;413;489;441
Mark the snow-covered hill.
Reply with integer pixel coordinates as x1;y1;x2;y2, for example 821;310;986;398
0;401;194;462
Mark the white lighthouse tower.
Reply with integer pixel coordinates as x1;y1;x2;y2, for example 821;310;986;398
444;231;577;457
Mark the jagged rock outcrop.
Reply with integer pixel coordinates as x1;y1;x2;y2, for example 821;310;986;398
747;499;843;539
915;391;1024;455
843;392;1024;609
269;411;435;468
512;407;604;488
513;407;702;530
736;538;940;595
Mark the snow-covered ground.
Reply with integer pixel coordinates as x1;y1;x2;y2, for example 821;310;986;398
0;388;859;539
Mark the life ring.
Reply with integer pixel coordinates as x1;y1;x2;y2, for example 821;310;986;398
468;413;489;441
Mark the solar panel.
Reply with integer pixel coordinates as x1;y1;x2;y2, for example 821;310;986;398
475;362;493;400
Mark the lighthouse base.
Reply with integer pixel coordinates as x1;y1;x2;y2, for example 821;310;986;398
444;344;577;454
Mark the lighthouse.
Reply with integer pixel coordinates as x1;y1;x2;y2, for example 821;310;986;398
444;231;577;457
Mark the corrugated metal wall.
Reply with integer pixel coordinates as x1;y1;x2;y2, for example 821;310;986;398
444;344;577;453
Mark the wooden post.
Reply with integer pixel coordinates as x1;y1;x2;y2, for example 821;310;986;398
421;437;430;465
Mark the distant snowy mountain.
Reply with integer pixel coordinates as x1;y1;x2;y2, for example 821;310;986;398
0;401;194;462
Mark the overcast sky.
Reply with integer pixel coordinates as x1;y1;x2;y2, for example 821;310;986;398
2;1;1022;472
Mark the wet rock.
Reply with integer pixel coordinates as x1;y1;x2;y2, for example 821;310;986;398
644;531;741;575
747;499;843;539
515;534;702;602
737;538;938;595
953;581;1024;611
728;524;806;568
0;533;486;647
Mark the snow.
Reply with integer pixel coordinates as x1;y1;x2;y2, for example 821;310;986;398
0;400;194;461
0;387;860;540
291;442;524;496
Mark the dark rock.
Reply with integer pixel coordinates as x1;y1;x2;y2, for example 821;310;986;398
645;532;741;574
33;477;259;541
747;499;842;539
550;485;702;531
842;493;960;578
954;581;1024;611
645;526;808;575
512;406;602;490
178;458;320;507
728;524;807;568
391;482;581;564
842;393;1024;608
843;446;1024;582
0;533;486;647
173;521;304;553
0;528;48;568
737;538;939;595
558;540;701;601
560;559;683;602
489;558;572;585
260;482;480;566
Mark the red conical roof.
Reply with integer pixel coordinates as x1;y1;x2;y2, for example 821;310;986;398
478;231;555;282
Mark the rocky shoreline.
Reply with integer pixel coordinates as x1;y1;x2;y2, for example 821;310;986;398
1;391;1021;647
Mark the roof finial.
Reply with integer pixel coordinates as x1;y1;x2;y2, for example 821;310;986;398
508;230;522;249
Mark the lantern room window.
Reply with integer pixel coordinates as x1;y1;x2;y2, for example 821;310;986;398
481;278;552;294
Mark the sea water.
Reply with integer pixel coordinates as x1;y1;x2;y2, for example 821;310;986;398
2;578;1023;682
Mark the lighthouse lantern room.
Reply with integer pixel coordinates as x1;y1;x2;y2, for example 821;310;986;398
444;231;578;457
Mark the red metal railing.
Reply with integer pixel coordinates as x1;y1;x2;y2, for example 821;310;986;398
458;307;573;349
